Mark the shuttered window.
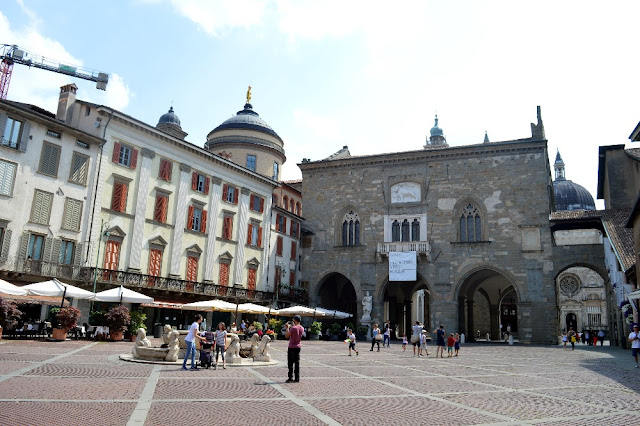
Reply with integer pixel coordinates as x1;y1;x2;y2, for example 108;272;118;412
276;236;283;256
27;234;45;261
2;117;22;149
219;262;230;286
62;198;83;231
186;256;198;282
249;194;264;212
247;223;262;247
247;268;257;291
111;182;128;212
59;240;75;265
0;159;17;196
276;214;287;233
222;216;233;240
154;194;168;223
148;249;162;277
289;269;296;286
112;142;138;168
222;184;238;204
191;172;209;194
69;152;89;185
31;190;53;225
291;241;297;260
104;240;120;270
158;158;172;181
38;143;61;177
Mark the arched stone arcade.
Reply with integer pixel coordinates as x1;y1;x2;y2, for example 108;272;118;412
316;272;357;319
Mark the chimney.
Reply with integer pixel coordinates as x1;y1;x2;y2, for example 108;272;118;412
56;83;78;122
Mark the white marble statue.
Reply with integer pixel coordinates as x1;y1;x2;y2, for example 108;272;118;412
162;324;172;345
226;333;241;362
361;291;372;321
249;333;261;358
165;330;180;362
254;334;272;362
131;328;151;358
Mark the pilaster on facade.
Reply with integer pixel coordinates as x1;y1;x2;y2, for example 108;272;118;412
128;148;154;271
170;164;191;277
259;197;273;291
88;141;112;269
233;187;251;286
203;177;223;282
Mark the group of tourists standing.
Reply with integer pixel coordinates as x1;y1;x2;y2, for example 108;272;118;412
402;321;460;358
563;327;606;350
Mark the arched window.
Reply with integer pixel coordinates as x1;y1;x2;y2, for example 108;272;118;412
289;199;294;212
295;202;301;216
341;210;361;246
401;219;410;242
411;219;420;241
392;220;400;242
460;203;482;242
272;194;278;205
283;195;288;209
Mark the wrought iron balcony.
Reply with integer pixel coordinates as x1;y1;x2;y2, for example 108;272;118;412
277;282;309;305
376;241;430;259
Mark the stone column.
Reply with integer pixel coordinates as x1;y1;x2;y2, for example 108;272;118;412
232;187;250;287
203;177;222;283
169;164;191;278
490;304;500;341
466;300;474;341
127;148;154;272
259;196;273;291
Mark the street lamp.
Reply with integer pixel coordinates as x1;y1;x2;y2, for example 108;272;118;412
90;220;109;313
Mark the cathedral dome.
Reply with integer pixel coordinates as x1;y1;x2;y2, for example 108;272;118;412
553;180;596;211
430;115;444;137
208;103;282;142
157;106;181;127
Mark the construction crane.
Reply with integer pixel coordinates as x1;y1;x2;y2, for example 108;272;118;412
0;44;109;100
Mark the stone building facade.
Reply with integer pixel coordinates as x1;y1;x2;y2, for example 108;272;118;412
300;109;562;343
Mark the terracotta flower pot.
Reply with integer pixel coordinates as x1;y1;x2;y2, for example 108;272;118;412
52;328;68;341
110;331;124;341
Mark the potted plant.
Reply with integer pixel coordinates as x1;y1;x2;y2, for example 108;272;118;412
89;310;106;326
252;321;263;331
265;329;276;341
105;305;130;341
0;297;22;340
329;322;341;341
356;324;369;341
53;307;81;340
269;318;283;339
310;321;322;340
128;311;147;341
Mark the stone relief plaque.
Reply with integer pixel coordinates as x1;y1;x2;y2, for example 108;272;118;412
390;182;420;204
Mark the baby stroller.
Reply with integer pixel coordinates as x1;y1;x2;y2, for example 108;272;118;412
199;332;216;369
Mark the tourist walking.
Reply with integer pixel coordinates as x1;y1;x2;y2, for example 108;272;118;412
347;328;359;356
562;331;568;349
383;321;391;348
434;325;446;358
412;321;423;357
628;324;640;368
447;333;455;357
454;333;460;356
568;327;576;350
371;324;381;352
285;315;304;382
598;329;605;346
214;322;227;369
182;314;206;371
420;330;429;356
402;334;408;351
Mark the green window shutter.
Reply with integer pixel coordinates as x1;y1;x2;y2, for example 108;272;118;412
63;198;82;231
32;191;53;225
18;231;29;261
71;154;88;185
51;238;61;264
74;242;83;265
0;160;16;196
18;121;30;152
0;229;11;262
40;144;60;176
31;191;44;223
43;237;53;262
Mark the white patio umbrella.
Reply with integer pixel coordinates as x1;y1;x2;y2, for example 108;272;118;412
93;286;154;304
236;302;278;315
0;278;27;296
182;299;237;312
277;305;325;317
314;307;352;319
23;278;95;308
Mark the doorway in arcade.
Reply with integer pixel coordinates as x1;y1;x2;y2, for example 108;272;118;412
383;279;430;340
317;272;357;319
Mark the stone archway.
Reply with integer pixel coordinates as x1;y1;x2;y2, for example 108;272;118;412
317;272;357;318
456;267;516;341
381;276;431;339
556;266;606;336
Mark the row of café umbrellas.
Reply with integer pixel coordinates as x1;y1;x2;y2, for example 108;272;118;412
2;278;352;319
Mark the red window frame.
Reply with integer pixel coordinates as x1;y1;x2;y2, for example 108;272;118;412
103;240;120;271
159;158;172;181
154;194;168;223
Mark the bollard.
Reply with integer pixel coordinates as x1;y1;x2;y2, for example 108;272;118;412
460;333;465;344
486;333;490;342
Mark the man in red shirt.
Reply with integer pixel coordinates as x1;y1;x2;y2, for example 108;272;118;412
285;315;303;383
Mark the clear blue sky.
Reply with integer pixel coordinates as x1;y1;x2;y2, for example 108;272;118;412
2;0;640;207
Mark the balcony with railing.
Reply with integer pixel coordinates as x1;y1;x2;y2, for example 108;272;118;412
376;241;430;260
276;282;309;305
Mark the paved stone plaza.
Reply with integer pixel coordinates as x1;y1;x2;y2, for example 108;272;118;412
0;338;639;425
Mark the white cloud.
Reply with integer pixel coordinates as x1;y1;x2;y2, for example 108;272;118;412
168;0;268;37
0;9;132;113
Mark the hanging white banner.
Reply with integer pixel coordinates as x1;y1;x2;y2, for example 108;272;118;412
389;251;417;281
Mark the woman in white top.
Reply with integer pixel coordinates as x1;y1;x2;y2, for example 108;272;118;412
182;314;205;371
215;322;228;369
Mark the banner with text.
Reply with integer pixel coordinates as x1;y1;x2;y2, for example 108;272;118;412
389;251;417;281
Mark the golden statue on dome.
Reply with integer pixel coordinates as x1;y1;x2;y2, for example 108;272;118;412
246;85;252;104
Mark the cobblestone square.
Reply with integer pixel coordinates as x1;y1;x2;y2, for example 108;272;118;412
1;338;639;425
